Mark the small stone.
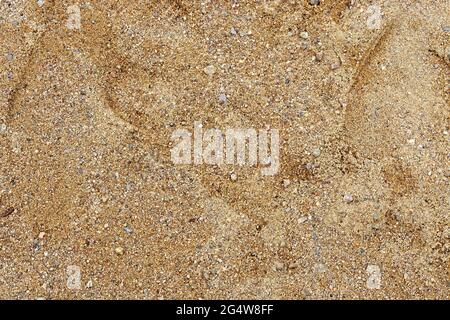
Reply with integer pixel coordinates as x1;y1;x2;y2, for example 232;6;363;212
38;232;46;239
274;261;284;271
338;98;348;108
331;62;340;70
218;93;227;104
115;247;124;255
6;52;14;61
203;65;216;76
443;26;450;33
312;148;321;157
86;280;93;288
230;27;237;36
298;216;308;224
315;51;323;61
343;194;353;203
0;123;6;132
366;264;381;289
309;0;320;5
282;179;291;188
300;31;309;40
124;225;133;234
37;0;45;7
229;172;237;181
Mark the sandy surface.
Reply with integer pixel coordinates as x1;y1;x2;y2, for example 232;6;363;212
0;0;449;299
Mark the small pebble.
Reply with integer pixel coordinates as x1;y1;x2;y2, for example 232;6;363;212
0;123;6;132
230;27;237;36
315;51;323;62
203;65;216;76
298;216;308;224
282;179;291;187
86;280;93;288
338;98;348;108
115;247;124;255
309;0;320;5
331;62;340;70
300;31;309;40
343;194;353;203
312;148;321;157
218;93;227;104
37;0;45;7
6;52;14;61
442;26;450;33
288;262;298;269
124;225;133;234
230;172;237;181
38;232;46;239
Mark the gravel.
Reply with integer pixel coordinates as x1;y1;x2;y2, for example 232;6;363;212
343;194;354;203
203;65;216;76
218;93;227;104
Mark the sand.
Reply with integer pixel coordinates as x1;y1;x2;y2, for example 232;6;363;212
0;0;449;299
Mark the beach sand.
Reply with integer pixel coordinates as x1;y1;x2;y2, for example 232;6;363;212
0;0;449;299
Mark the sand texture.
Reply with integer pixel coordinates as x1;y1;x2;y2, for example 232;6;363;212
0;0;449;299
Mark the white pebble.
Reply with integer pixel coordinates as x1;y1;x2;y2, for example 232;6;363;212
331;62;340;70
203;65;216;76
300;31;309;40
218;93;227;104
312;148;321;157
343;194;353;203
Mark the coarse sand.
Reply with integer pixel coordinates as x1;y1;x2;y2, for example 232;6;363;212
0;0;449;299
